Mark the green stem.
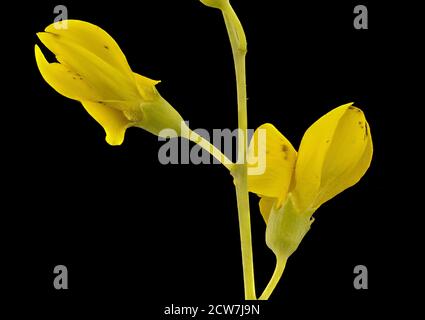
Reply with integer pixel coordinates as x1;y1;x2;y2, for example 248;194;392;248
233;165;256;300
259;257;287;300
221;2;255;300
188;129;235;171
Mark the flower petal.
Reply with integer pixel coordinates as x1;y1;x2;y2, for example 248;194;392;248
259;197;275;223
45;20;134;81
293;105;347;211
37;32;140;102
35;44;101;101
293;103;372;211
248;123;297;206
81;101;134;145
314;121;373;207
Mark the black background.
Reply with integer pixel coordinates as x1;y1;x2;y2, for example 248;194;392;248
4;0;420;317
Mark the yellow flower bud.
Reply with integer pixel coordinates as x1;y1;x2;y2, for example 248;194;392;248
35;20;184;145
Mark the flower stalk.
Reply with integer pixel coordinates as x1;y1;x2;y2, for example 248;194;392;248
220;2;256;300
187;128;235;171
259;257;287;300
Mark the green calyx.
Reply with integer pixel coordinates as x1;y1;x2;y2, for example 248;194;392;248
266;195;315;260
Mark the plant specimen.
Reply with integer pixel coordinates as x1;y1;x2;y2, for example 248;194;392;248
35;0;372;300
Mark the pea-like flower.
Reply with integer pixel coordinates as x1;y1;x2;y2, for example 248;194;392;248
35;20;184;145
249;103;373;217
248;103;373;295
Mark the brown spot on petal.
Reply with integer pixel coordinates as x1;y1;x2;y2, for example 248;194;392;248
348;105;362;113
282;145;289;160
104;45;109;50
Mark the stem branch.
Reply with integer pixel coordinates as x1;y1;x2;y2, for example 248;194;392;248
188;130;234;171
259;257;287;300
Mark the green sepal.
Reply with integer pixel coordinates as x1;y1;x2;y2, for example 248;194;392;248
266;194;315;260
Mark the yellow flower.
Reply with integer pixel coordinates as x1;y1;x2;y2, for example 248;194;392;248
248;103;373;220
35;20;184;145
248;103;373;258
249;103;373;218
